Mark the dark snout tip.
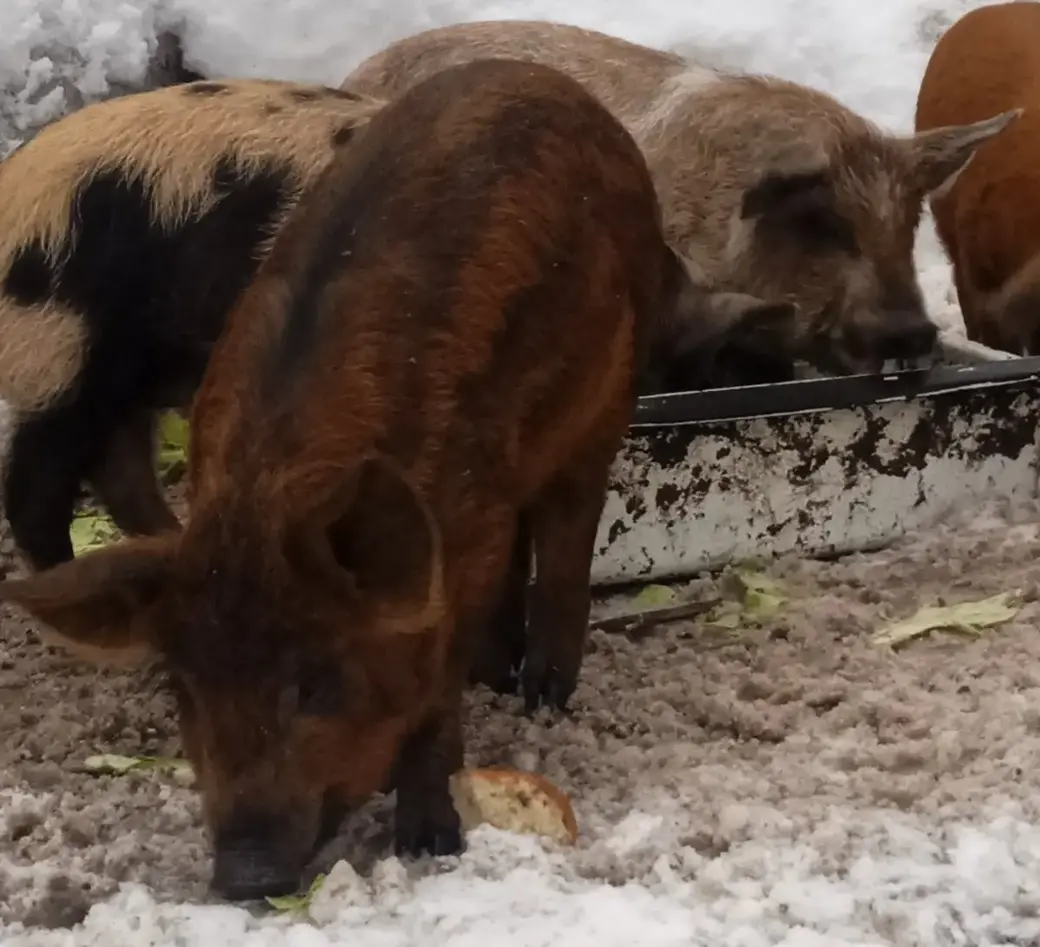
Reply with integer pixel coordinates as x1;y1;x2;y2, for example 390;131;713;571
210;853;302;903
877;318;939;363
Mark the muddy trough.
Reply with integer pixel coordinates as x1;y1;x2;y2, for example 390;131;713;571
592;337;1040;587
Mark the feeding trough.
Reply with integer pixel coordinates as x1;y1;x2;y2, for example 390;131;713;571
592;336;1040;587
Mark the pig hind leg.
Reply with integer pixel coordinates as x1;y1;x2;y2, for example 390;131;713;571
3;403;99;571
522;442;615;715
468;512;530;695
87;407;181;537
952;251;1023;354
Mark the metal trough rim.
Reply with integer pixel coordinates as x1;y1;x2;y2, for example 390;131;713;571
633;354;1040;429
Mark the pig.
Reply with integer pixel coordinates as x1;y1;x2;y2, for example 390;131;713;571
342;19;1019;379
0;58;793;900
916;2;1039;355
0;78;385;572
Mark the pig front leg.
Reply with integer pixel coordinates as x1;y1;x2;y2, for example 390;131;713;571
522;449;613;714
393;701;464;857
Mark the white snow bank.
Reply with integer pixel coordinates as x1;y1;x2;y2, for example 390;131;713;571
165;0;964;130
0;0;162;150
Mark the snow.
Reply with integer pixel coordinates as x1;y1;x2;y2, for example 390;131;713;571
6;811;1040;946
0;0;1032;944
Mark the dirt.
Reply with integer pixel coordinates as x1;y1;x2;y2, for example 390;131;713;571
3;493;1040;931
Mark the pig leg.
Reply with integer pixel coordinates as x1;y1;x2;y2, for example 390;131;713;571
87;408;182;537
951;249;1022;354
393;700;464;857
522;451;613;714
468;511;530;695
3;407;95;570
950;255;988;347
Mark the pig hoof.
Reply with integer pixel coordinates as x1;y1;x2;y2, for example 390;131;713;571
522;665;574;715
469;645;524;696
394;812;464;858
471;665;521;696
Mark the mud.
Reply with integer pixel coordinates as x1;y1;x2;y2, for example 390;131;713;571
3;492;1040;931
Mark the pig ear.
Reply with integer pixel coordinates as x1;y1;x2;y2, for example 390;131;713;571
287;455;445;634
0;537;174;665
740;167;834;223
905;109;1022;195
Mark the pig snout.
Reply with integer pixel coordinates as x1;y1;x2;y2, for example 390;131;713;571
869;315;939;362
844;310;939;370
210;813;309;901
211;848;301;902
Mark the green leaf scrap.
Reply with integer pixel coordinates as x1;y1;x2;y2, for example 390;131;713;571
266;872;327;913
69;511;120;555
159;410;189;451
737;571;786;618
633;583;676;607
704;603;742;630
157;410;190;478
706;570;787;628
872;592;1020;648
82;754;193;779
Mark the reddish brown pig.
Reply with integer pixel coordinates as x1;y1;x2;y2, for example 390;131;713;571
916;2;1040;354
0;58;789;901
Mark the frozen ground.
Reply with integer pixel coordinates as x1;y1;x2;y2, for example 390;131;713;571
3;0;1040;945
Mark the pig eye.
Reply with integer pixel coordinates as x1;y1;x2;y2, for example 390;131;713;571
794;207;859;257
296;663;346;717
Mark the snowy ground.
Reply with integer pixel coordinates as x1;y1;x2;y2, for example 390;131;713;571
6;497;1040;946
3;1;1039;945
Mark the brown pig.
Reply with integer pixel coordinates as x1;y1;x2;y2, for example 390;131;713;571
0;58;790;901
342;19;1020;379
916;2;1039;354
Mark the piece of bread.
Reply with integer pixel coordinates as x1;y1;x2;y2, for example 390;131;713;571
449;767;578;845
